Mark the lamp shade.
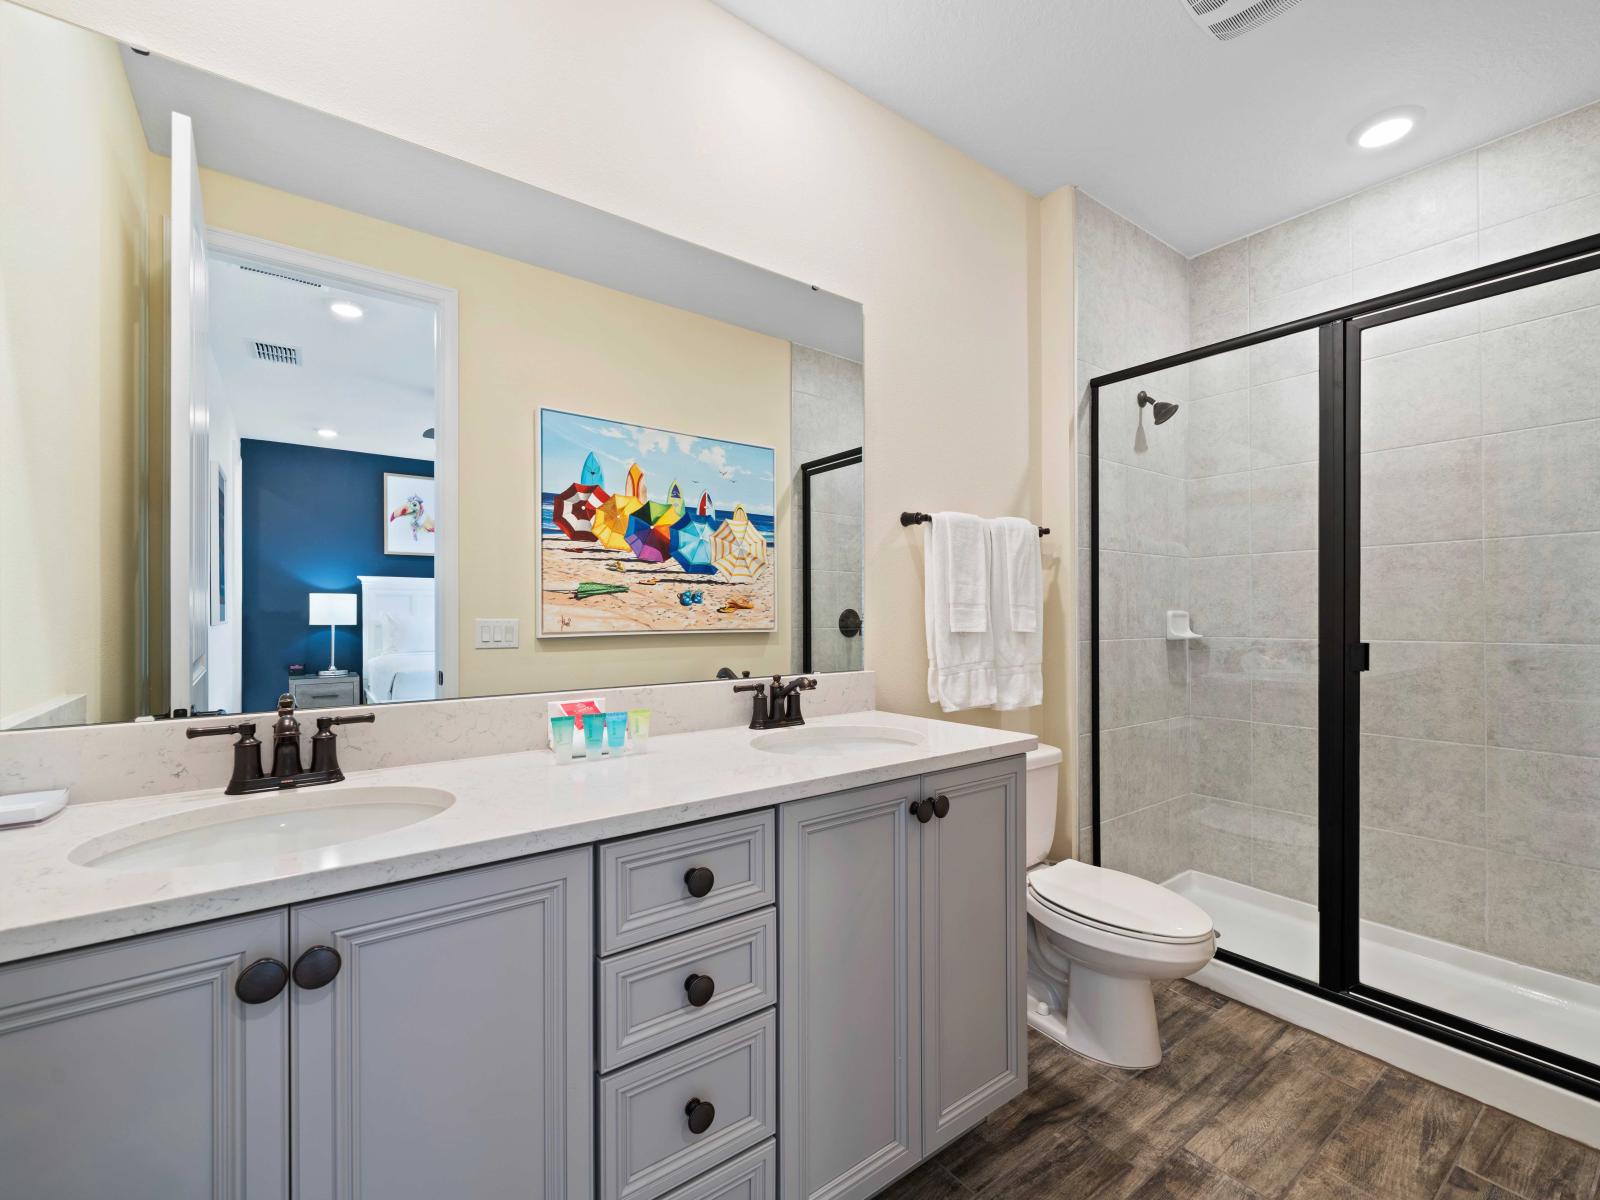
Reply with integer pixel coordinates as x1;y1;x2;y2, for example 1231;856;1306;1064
308;592;358;627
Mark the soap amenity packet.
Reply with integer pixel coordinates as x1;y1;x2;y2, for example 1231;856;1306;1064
547;698;605;758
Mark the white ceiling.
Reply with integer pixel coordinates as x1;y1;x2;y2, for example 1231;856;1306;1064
209;255;438;461
712;0;1600;256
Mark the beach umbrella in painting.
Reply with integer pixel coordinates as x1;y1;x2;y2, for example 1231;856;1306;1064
624;511;673;563
710;505;768;581
590;461;645;550
638;498;684;529
670;514;718;574
551;481;609;542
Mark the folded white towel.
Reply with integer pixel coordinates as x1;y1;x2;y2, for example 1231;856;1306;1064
933;512;989;633
925;517;996;712
988;516;1043;711
990;517;1041;634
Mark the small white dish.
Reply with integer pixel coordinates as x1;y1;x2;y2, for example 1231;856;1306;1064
0;788;69;828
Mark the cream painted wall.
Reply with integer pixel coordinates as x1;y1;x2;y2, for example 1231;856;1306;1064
21;0;1044;734
0;3;146;726
145;162;794;699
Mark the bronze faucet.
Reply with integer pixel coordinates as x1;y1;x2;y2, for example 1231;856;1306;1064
734;674;818;730
187;694;375;794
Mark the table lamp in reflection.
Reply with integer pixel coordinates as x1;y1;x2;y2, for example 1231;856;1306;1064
308;593;358;677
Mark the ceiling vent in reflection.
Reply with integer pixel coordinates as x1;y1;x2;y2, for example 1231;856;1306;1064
1182;0;1305;41
239;263;323;288
254;342;300;365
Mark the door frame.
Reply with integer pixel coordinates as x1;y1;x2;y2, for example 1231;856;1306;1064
203;227;461;701
1087;231;1600;1099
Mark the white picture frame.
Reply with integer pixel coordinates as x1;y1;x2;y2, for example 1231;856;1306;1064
383;472;437;557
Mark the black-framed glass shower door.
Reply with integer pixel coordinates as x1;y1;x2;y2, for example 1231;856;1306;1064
1089;232;1600;1099
800;447;863;674
1337;246;1600;1088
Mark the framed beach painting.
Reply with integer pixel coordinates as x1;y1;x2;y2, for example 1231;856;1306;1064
384;472;437;557
537;408;777;637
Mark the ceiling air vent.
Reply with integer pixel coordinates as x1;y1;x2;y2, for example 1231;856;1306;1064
239;263;324;288
254;342;300;365
1183;0;1305;41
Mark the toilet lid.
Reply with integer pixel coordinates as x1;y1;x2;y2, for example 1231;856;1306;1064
1029;860;1212;942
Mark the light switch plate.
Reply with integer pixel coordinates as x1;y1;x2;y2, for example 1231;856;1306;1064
474;618;520;649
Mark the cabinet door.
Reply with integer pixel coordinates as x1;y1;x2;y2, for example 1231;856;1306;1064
780;779;922;1200
919;758;1027;1153
0;911;289;1199
291;849;592;1200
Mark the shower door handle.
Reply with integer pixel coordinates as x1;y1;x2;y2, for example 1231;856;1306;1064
1348;643;1371;672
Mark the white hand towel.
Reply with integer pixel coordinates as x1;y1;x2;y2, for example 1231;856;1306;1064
924;519;996;711
988;516;1043;711
990;517;1041;634
933;512;989;633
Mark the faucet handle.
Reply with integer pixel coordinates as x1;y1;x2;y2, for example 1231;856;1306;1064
186;720;260;742
320;712;375;727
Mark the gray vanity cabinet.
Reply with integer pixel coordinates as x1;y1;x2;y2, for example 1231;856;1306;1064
918;760;1027;1153
290;848;593;1200
779;756;1025;1200
0;910;290;1200
780;776;925;1200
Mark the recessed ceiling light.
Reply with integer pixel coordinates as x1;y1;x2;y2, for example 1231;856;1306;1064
329;300;363;320
1350;107;1423;150
316;428;339;439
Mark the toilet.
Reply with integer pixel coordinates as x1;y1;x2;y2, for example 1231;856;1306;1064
1022;745;1216;1069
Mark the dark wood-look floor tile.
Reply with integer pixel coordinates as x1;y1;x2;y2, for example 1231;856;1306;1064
936;1035;1130;1194
1456;1107;1600;1200
876;1159;974;1199
1154;982;1221;1054
1183;1047;1361;1198
1294;1068;1480;1199
976;1123;1146;1199
1125;1149;1263;1200
1279;1161;1380;1200
1162;978;1230;1012
1277;1028;1386;1093
1433;1166;1525;1200
1073;1002;1298;1174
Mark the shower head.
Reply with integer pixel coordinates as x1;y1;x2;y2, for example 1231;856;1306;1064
1137;390;1179;425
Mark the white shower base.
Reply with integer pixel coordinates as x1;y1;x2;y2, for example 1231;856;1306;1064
1165;871;1600;1067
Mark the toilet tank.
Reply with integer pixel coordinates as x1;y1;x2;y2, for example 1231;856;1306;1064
1025;744;1063;866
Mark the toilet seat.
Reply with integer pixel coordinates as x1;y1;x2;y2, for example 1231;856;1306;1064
1028;860;1212;945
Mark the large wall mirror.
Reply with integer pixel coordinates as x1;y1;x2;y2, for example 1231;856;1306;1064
0;1;865;728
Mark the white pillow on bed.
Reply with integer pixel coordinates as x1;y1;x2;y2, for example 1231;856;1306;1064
377;611;432;654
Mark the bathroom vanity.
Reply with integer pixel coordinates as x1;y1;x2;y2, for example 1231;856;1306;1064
0;713;1030;1200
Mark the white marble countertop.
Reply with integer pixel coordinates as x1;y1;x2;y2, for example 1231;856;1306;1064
0;711;1035;964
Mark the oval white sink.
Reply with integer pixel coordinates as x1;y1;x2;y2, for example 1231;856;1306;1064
71;786;455;872
751;725;926;756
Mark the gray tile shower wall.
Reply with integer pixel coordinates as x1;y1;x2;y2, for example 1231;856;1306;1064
1075;195;1193;871
789;345;865;675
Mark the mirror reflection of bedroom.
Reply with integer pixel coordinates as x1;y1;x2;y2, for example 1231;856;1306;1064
206;250;444;714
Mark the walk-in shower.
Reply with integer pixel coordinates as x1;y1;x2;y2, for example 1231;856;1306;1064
1087;232;1600;1101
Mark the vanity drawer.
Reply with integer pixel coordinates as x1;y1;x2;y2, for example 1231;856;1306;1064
599;1009;776;1200
599;811;775;954
600;908;777;1071
657;1140;774;1200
